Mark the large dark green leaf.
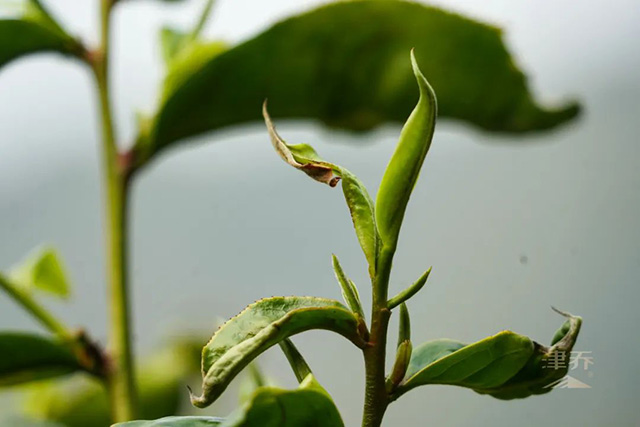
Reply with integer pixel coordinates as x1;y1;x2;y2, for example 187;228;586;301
392;309;582;400
0;1;82;70
190;297;365;408
136;0;579;165
223;374;344;427
0;332;81;386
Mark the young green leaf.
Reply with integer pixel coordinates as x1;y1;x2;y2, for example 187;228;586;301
474;309;582;400
136;0;580;167
0;0;83;70
159;26;190;66
190;296;366;408
397;303;411;346
331;255;365;319
375;51;437;251
10;247;71;298
387;267;431;309
223;373;344;427
0;332;81;386
387;303;413;391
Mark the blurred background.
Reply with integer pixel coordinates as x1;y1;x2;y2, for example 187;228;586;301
1;0;639;425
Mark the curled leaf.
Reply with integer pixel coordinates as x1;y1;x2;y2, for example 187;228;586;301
190;297;365;408
265;104;379;272
263;101;340;187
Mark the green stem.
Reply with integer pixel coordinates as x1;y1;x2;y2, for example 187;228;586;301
190;0;216;41
92;0;137;421
0;275;70;338
362;247;394;427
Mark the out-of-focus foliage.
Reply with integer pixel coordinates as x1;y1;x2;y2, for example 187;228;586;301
0;332;82;386
135;0;580;166
22;338;202;427
0;0;82;69
9;247;71;299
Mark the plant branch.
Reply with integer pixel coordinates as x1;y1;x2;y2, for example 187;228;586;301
0;274;70;338
90;0;137;421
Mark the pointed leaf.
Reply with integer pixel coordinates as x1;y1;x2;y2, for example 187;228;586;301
223;374;344;427
376;51;436;250
10;247;71;298
0;332;81;386
159;26;190;65
190;296;365;408
0;0;82;70
278;338;312;384
331;254;364;319
134;0;579;165
387;267;431;309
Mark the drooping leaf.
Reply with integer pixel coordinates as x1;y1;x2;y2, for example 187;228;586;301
223;373;343;427
113;416;224;427
24;338;204;427
264;104;379;272
376;50;436;250
0;332;81;386
0;0;82;70
394;331;533;399
134;0;579;166
190;296;365;408
474;308;582;400
393;309;583;400
10;247;71;298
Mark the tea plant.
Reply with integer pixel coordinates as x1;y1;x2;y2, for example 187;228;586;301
0;0;581;426
118;53;581;427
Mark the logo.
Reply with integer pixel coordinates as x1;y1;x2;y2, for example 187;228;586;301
543;350;594;389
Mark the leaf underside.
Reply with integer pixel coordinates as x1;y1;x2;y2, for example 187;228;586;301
191;296;363;408
140;0;580;163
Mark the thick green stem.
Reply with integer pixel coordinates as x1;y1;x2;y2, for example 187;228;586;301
0;275;70;338
362;247;394;427
92;0;137;421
